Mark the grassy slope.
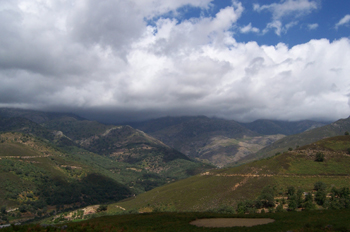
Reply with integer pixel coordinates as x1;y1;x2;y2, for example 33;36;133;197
112;135;350;213
247;116;350;162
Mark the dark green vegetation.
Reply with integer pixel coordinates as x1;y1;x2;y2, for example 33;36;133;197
0;108;212;221
111;135;350;213
3;210;350;231
0;133;131;217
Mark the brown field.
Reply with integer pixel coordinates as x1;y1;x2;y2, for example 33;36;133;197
190;218;275;227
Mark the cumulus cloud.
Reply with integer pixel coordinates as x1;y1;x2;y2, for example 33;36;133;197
335;14;350;29
253;0;317;20
0;0;349;123
240;23;260;34
254;0;318;35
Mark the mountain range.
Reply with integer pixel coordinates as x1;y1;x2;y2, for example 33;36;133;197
1;107;350;224
0;108;212;211
129;116;328;166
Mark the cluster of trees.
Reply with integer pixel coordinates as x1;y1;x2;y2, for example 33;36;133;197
211;182;350;214
286;186;314;211
210;186;276;214
287;182;350;211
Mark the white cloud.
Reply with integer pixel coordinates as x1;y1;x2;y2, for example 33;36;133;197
335;14;350;29
263;21;283;36
254;0;317;20
254;0;318;35
307;23;318;30
0;0;349;123
240;23;260;34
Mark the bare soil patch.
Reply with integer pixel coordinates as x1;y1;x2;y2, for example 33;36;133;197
190;218;275;228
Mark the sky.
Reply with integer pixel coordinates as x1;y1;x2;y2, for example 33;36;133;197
0;0;350;123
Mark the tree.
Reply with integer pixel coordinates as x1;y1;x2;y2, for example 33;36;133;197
315;152;325;162
329;187;350;209
257;186;275;208
303;192;316;210
315;189;327;206
0;206;6;214
287;186;296;198
288;195;298;211
276;203;285;212
296;189;304;208
314;181;327;191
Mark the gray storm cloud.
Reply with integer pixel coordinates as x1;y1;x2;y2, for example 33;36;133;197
0;0;349;123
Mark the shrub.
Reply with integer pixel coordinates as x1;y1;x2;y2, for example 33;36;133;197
19;205;27;213
287;186;296;198
315;152;325;162
314;181;327;191
303;192;316;210
296;189;304;208
276;204;285;212
288;197;298;211
97;205;108;212
0;206;6;214
315;189;327;206
345;131;349;135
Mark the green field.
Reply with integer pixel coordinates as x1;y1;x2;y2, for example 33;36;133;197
3;210;350;231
